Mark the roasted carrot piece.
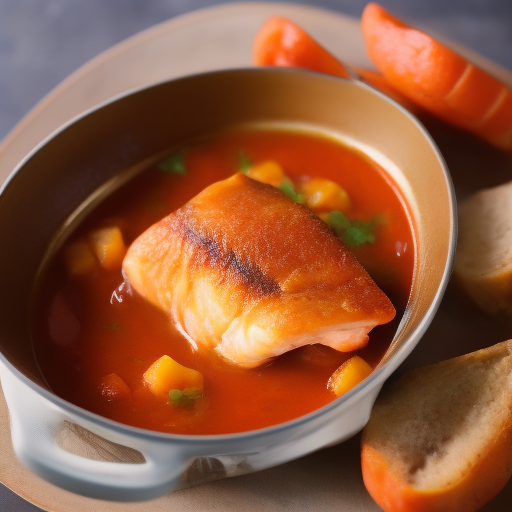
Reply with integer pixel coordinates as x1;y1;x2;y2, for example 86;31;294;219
361;2;512;150
253;16;350;78
253;16;413;109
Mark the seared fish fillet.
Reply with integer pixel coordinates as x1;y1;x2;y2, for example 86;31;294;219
123;173;395;368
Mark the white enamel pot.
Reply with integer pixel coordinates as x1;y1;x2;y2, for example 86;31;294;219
0;69;456;501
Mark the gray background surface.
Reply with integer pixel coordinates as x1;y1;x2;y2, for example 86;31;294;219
1;0;511;510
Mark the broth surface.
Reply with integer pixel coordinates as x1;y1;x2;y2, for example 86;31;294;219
32;129;415;435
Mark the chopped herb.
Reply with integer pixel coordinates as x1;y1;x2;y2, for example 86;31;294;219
328;210;377;247
169;389;184;404
328;210;351;233
182;387;203;399
279;181;305;204
158;150;187;174
345;225;375;246
168;387;204;406
238;151;252;175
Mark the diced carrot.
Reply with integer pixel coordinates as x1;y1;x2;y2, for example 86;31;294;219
328;355;373;397
301;178;351;212
99;373;131;403
361;2;512;150
248;160;288;187
143;355;204;400
63;238;96;276
253;16;350;78
87;226;127;271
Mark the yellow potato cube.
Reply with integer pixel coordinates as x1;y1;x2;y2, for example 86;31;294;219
317;212;330;224
301;178;351;212
143;355;204;400
328;355;373;397
88;226;127;270
248;160;287;187
63;238;96;276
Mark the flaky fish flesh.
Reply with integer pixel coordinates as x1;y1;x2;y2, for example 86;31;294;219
123;174;395;368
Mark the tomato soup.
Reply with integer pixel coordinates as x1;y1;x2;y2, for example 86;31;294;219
32;129;415;435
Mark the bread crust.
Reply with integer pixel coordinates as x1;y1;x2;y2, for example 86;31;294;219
361;341;512;512
455;180;512;315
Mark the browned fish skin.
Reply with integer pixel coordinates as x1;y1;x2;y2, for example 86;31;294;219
178;216;281;297
123;174;396;368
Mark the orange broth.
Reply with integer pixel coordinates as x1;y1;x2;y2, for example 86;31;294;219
32;129;415;435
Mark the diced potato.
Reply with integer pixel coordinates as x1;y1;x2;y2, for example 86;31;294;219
328;355;373;397
248;160;288;187
301;178;351;212
63;238;96;276
317;212;330;224
99;373;131;403
88;226;127;270
143;355;204;400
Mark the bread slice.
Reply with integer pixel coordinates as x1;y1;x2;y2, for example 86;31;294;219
361;341;512;512
454;180;512;315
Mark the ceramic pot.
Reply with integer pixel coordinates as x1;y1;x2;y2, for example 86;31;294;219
0;69;456;501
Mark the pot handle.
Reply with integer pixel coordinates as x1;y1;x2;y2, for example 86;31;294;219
5;378;187;501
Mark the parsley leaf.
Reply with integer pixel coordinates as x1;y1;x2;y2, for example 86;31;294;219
328;210;351;233
168;387;204;406
328;210;377;247
168;389;183;404
158;150;187;174
279;181;305;204
238;151;252;175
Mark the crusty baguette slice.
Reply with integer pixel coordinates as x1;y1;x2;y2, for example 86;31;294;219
361;341;512;512
454;180;512;315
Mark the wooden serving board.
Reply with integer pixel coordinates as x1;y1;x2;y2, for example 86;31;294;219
1;3;512;511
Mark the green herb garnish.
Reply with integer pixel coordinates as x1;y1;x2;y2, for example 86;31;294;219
168;387;204;406
238;151;252;175
168;389;184;404
328;210;377;247
158;150;187;174
182;387;203;399
279;181;305;204
328;210;351;232
345;225;375;246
